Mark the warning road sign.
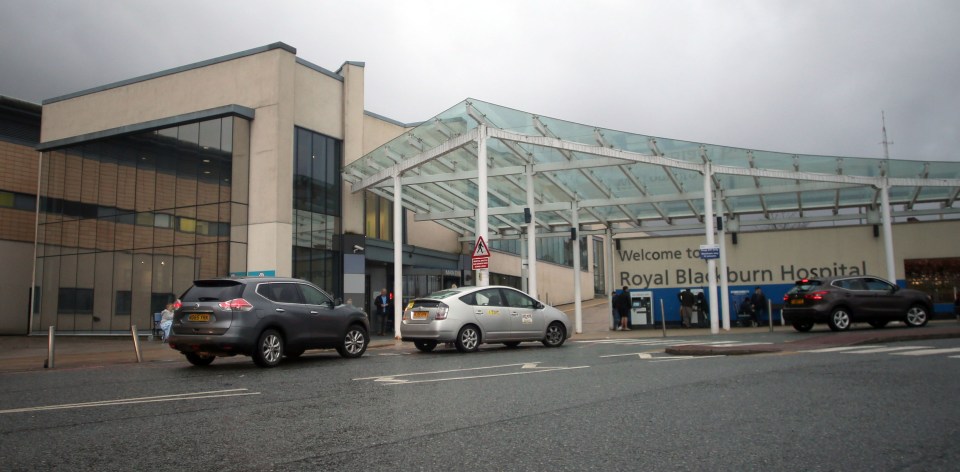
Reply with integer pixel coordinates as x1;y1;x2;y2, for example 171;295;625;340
472;236;490;258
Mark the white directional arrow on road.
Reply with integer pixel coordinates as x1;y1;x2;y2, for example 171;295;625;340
353;361;589;386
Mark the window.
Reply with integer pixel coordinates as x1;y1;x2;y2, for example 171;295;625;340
864;278;894;291
905;257;960;303
258;283;302;304
293;127;343;295
502;288;536;309
299;284;332;306
115;291;132;315
58;288;94;314
364;192;393;241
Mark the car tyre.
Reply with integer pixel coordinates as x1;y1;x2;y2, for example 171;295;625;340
503;341;521;348
904;305;929;328
827;308;852;332
792;322;814;332
455;325;481;353
414;340;438;352
185;352;215;366
253;329;284;367
542;322;566;347
868;320;889;329
337;325;368;358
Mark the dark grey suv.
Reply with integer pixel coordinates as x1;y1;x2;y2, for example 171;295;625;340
782;276;932;332
167;277;369;367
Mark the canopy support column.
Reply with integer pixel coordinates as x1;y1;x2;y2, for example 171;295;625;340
393;173;403;339
606;226;615;330
572;202;582;334
704;164;719;334
526;164;537;298
476;125;490;287
717;190;731;330
880;182;896;283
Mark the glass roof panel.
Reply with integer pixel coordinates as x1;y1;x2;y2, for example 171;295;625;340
344;98;960;234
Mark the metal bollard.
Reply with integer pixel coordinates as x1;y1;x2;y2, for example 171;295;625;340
660;298;667;338
131;325;143;363
45;326;55;369
768;299;774;332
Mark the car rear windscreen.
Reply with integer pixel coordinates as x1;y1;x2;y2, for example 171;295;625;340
181;281;245;302
787;280;822;294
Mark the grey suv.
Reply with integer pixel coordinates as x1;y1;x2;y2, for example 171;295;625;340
167;277;369;367
782;276;932;332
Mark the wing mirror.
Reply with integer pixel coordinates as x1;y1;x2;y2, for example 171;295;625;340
535;302;544;309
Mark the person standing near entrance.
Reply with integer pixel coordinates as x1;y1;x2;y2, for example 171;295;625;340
610;290;621;331
616;286;632;331
373;288;391;336
751;286;768;326
679;288;695;328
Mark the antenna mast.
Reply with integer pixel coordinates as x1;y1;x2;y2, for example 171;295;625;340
880;110;893;159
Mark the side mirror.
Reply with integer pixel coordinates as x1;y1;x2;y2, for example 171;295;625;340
335;297;343;305
535;302;544;310
890;286;899;293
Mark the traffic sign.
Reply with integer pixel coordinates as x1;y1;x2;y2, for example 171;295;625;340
471;258;489;270
699;244;720;260
472;236;490;258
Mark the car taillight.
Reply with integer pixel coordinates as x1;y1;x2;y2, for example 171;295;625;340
173;299;182;310
435;303;449;320
218;298;253;311
804;291;828;301
782;294;789;301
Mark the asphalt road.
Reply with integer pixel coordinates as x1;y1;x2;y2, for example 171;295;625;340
1;337;958;471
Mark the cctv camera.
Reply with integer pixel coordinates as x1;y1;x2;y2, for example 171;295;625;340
353;245;365;253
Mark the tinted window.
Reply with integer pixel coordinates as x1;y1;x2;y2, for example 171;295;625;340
502;288;536;309
787;280;821;294
258;283;302;304
181;281;244;302
864;278;894;291
299;284;331;306
470;288;503;306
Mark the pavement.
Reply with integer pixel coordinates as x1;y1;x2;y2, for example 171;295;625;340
2;297;958;373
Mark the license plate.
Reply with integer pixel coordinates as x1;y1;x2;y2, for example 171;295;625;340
188;313;211;322
790;299;804;305
412;311;429;320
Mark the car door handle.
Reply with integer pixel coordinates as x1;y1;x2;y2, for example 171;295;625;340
511;311;519;316
310;311;319;315
275;308;285;312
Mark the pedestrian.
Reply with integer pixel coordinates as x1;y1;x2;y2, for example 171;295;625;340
679;288;695;328
610;290;621;330
373;288;391;336
738;296;755;327
160;303;175;342
616;286;632;331
751;286;768;326
695;291;708;327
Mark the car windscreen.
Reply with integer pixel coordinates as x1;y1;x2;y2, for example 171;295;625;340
787;280;822;294
422;290;459;300
181;280;245;302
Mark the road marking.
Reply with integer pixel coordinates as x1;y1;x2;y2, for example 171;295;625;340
843;346;930;354
892;347;960;356
0;388;260;415
600;352;654;359
354;362;589;385
649;355;725;363
806;345;883;353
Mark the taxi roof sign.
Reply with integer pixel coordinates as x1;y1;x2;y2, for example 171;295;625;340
472;236;490;259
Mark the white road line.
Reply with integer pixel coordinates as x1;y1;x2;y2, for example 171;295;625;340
374;365;591;385
806;345;883;353
0;389;259;415
650;355;725;363
353;362;542;381
600;352;654;359
893;347;960;356
844;346;930;354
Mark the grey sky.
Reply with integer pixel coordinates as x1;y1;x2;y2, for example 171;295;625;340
2;0;958;161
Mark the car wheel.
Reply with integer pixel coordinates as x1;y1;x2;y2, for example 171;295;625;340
253;329;284;367
414;340;438;352
285;349;305;359
904;305;929;328
827;308;852;332
868;320;889;329
503;341;521;348
185;352;215;366
455;325;480;353
792;322;814;332
542;322;567;347
338;325;368;358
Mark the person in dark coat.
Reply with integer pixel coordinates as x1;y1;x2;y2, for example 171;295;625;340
616;286;632;331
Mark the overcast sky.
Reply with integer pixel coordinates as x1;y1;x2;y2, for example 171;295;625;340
2;0;958;161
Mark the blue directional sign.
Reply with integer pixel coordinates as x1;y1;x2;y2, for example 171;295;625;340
698;244;720;260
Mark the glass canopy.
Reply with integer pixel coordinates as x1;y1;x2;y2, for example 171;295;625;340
344;99;960;238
